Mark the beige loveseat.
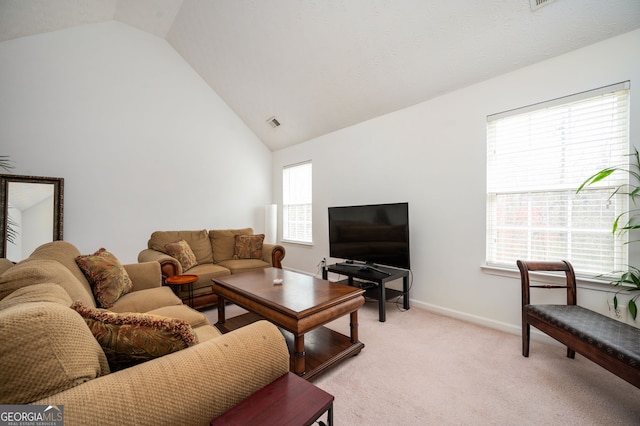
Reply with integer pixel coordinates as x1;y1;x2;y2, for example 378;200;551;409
0;241;290;425
138;228;286;309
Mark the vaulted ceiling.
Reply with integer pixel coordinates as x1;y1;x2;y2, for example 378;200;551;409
1;0;639;150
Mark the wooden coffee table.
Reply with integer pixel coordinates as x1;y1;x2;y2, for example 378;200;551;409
212;268;365;380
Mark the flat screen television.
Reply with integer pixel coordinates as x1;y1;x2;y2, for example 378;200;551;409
328;202;410;270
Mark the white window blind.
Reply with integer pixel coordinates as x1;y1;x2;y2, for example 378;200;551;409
486;82;630;276
283;161;313;244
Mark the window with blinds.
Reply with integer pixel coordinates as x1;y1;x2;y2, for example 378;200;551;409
486;82;630;276
282;161;313;244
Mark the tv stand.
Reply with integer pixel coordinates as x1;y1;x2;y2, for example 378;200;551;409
323;263;410;322
336;262;391;276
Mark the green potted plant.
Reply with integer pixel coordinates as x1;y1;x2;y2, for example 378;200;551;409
577;147;640;320
0;156;11;172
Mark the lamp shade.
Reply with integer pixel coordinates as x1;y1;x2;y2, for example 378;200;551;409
264;204;277;244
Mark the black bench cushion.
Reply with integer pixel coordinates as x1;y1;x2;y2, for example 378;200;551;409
526;304;640;370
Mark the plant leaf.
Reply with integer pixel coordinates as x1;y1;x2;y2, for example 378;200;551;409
576;168;616;193
0;155;13;172
629;300;638;320
612;215;620;234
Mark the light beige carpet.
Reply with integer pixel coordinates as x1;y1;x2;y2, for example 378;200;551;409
204;300;640;425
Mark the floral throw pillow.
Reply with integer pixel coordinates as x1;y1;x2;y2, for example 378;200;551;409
75;248;133;309
233;234;265;260
71;301;198;371
164;239;197;271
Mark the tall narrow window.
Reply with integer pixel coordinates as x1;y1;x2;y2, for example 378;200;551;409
282;161;312;244
486;82;630;276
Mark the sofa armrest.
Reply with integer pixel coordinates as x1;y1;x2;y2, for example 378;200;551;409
138;248;181;277
262;243;286;268
122;261;163;292
34;320;290;426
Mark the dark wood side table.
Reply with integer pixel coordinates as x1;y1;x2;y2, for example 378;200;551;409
165;274;198;308
210;372;334;426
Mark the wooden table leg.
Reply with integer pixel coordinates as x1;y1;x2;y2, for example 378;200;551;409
293;334;306;376
216;295;226;324
350;310;359;343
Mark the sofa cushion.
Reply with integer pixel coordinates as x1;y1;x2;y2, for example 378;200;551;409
109;286;182;313
0;282;72;309
0;301;110;404
217;259;271;275
147;304;210;328
76;248;133;309
149;230;213;265
210;228;253;262
168;263;231;299
0;259;95;307
123;261;164;292
72;301;198;371
193;324;223;342
234;233;265;259
165;239;197;271
27;241;92;290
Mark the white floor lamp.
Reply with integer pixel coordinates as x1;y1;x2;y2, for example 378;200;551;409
264;204;277;244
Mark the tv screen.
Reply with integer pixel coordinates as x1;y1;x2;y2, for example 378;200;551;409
328;202;410;270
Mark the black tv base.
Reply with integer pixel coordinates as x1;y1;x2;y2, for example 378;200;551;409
322;263;410;322
335;261;391;276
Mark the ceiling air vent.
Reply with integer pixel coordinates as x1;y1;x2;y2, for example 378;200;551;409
530;0;556;10
267;116;281;128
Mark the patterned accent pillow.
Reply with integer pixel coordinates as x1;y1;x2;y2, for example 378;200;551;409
233;234;265;259
71;301;198;371
75;248;133;309
164;239;197;271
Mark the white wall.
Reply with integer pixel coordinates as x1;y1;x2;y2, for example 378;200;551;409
273;29;640;333
0;21;273;263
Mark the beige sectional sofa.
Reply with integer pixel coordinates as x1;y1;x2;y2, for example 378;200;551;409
138;228;286;309
0;241;290;425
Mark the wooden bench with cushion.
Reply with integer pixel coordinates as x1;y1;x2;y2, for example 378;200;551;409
517;259;640;389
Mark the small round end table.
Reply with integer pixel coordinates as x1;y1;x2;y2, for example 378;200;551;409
165;274;198;308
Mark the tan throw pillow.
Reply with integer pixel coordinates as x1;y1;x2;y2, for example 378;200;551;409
71;301;198;371
75;248;133;309
234;234;265;260
164;240;197;271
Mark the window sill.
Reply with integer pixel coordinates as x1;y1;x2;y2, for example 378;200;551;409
480;263;617;293
281;239;314;247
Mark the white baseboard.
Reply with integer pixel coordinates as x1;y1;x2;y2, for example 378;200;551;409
285;266;562;347
413;299;563;347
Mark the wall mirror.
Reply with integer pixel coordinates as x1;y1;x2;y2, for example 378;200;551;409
0;175;64;262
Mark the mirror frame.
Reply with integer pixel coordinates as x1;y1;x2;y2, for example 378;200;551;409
0;174;64;259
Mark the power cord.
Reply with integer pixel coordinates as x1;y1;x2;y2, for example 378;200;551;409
315;257;327;278
393;268;413;312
